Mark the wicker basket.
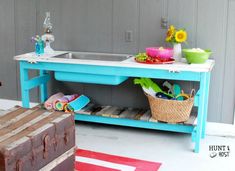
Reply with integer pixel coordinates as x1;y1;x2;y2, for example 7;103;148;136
145;91;195;123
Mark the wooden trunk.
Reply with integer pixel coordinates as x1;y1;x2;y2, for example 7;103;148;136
0;106;75;171
40;148;75;171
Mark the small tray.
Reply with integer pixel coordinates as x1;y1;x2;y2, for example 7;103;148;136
135;57;175;64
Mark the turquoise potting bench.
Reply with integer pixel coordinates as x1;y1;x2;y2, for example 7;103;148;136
15;51;214;153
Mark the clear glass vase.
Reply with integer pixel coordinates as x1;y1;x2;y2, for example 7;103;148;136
173;43;182;62
44;41;54;54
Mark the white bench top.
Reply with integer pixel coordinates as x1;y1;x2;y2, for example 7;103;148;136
14;51;215;73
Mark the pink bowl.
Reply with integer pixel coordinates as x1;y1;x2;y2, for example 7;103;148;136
146;47;173;60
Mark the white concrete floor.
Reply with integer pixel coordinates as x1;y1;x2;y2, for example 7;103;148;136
76;122;235;171
1;99;235;171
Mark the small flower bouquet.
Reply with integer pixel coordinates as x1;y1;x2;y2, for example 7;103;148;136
165;25;187;44
165;25;187;62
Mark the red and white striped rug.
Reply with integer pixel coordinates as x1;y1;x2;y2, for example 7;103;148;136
75;149;162;171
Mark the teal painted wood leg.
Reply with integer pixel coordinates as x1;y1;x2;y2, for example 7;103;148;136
201;73;211;139
194;73;207;153
191;127;196;142
20;62;30;108
39;70;48;103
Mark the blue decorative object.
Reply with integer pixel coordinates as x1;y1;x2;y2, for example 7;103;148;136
35;41;44;55
32;36;44;56
67;95;90;112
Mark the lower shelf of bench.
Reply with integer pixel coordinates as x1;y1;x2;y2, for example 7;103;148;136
74;114;195;134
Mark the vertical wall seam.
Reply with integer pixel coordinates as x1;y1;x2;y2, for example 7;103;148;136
35;0;40;102
137;0;141;53
163;0;168;46
192;0;199;96
166;0;169;24
166;0;169;47
195;0;198;48
111;0;114;105
220;0;230;123
111;0;114;53
35;0;39;34
138;0;140;53
13;0;19;100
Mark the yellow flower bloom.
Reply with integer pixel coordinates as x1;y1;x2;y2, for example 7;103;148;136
175;30;187;43
165;25;175;42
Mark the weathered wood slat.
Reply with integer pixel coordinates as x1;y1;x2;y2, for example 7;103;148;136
184;113;197;125
119;108;141;119
96;106;112;116
0;111;65;146
0;106;21;117
39;147;75;171
82;104;103;115
133;109;147;120
0;109;37;129
101;106;125;118
77;104;197;126
0;111;53;142
0;106;26;121
78;103;95;115
139;110;151;121
149;117;158;123
0;109;46;136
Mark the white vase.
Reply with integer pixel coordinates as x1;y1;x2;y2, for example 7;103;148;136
173;43;182;62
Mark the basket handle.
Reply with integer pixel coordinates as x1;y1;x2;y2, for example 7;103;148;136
190;89;196;98
176;89;195;99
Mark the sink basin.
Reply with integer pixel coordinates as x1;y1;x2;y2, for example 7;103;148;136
53;52;131;85
53;52;132;62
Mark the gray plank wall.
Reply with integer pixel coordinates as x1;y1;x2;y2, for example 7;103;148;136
0;0;16;100
0;0;38;102
15;0;38;102
0;0;234;124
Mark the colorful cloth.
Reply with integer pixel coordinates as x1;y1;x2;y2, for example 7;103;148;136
54;94;80;111
44;92;64;110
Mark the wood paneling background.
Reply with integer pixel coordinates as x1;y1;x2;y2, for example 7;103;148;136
0;0;234;124
15;0;38;102
0;0;16;99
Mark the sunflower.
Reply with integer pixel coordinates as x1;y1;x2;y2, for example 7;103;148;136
175;30;187;43
165;25;175;42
